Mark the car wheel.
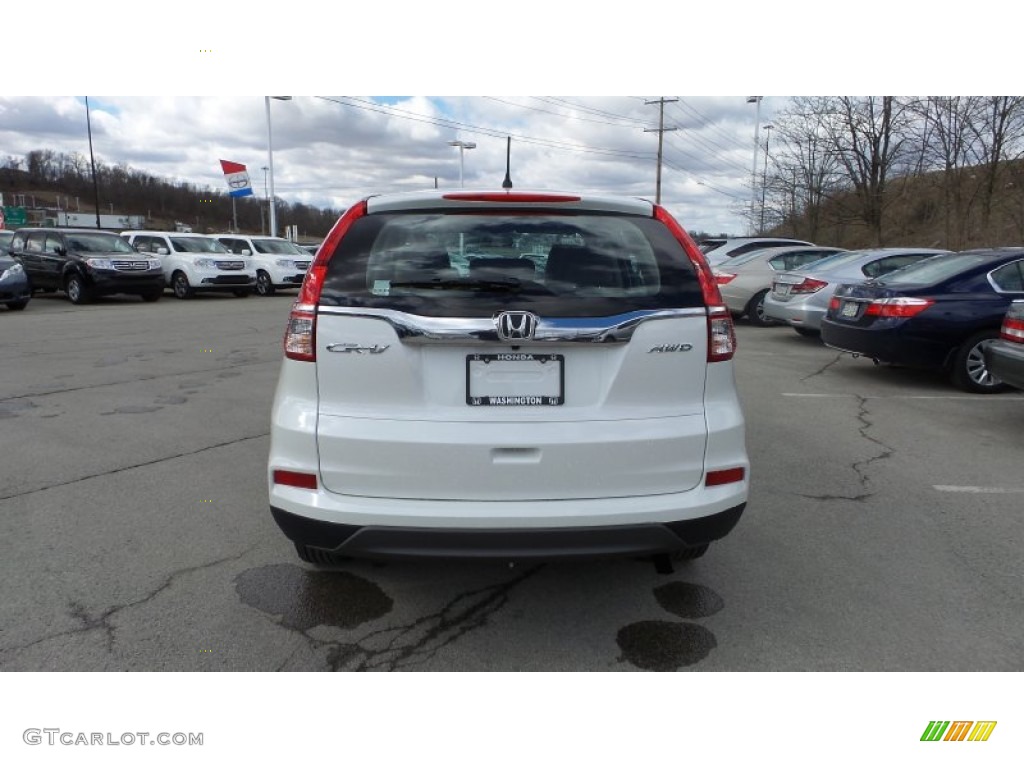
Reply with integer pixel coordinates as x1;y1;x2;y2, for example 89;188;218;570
233;289;252;298
793;327;820;338
672;543;709;561
745;289;774;327
950;330;1008;394
294;543;350;566
65;273;93;305
172;271;194;299
6;299;29;310
255;271;275;297
141;290;162;303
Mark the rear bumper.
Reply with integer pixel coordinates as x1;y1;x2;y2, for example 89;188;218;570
820;319;951;368
985;340;1024;390
763;294;827;329
270;502;745;560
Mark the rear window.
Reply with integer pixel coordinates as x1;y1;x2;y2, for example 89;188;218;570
881;253;986;286
319;212;703;317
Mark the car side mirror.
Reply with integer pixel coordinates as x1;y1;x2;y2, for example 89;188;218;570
241;249;252;256
156;247;170;255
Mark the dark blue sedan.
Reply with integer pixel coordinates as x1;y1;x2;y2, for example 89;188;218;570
821;249;1024;393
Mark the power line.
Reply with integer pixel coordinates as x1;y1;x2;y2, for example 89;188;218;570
483;96;643;128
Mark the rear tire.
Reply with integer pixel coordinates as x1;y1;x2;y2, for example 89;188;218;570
949;330;1008;394
745;289;774;327
65;273;93;305
6;299;29;310
672;543;709;561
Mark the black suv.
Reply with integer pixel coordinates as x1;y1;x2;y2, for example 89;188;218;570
9;228;165;304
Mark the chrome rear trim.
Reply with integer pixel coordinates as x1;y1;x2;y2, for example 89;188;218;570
315;306;707;345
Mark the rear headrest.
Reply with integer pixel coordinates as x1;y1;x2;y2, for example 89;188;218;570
544;245;623;288
469;257;536;280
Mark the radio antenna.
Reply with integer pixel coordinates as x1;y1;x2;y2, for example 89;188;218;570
502;136;513;189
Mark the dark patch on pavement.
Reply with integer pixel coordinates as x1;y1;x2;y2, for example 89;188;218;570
101;405;163;415
653;582;724;619
216;371;242;379
0;401;37;418
154;395;188;405
616;620;717;670
234;564;393;631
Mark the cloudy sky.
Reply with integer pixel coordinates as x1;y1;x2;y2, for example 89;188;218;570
0;95;784;235
4;4;1009;236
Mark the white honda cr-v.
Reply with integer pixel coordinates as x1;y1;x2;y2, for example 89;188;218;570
268;190;748;568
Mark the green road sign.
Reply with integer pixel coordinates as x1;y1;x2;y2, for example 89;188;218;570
2;206;28;227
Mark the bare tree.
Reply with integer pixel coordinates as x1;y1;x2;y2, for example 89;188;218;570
971;97;1024;233
822;96;915;245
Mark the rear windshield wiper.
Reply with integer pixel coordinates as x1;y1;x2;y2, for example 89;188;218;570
390;278;526;293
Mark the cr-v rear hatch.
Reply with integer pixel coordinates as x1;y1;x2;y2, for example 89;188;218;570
310;194;715;501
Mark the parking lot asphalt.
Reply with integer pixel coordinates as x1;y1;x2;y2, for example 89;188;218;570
1;293;1021;671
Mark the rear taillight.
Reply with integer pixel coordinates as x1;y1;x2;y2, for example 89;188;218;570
272;469;318;489
829;296;841;312
706;467;745;486
715;272;737;285
864;297;935;318
791;277;828;294
653;205;736;363
284;200;368;362
1001;315;1024;343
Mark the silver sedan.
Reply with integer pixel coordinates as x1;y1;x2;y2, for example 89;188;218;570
763;247;949;336
714;246;844;326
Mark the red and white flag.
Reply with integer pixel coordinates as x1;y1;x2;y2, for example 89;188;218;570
220;160;254;198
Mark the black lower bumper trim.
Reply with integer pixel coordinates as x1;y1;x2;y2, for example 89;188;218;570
270;503;746;561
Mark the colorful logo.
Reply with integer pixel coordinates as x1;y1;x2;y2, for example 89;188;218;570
921;721;997;742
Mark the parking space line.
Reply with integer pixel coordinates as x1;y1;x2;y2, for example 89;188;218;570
933;485;1024;494
782;393;1024;401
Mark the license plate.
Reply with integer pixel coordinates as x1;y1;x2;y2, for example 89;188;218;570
467;353;564;406
841;301;859;318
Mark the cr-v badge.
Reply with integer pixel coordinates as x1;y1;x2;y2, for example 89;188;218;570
326;343;390;354
495;311;538;342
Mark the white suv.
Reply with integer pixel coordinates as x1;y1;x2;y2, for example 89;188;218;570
211;234;312;296
121;231;257;299
268;190;748;568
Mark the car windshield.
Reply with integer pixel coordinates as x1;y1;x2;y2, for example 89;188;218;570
724;249;771;267
252;238;306;255
0;233;13;249
170;237;229;253
798;250;878;273
65;233;135;254
880;253;988;285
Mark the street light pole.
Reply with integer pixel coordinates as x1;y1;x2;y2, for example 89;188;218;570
746;96;763;235
265;96;292;238
448;140;476;187
84;97;102;229
760;124;773;233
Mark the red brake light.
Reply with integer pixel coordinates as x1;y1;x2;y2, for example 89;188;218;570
706;467;745;486
272;469;318;489
653;205;735;362
715;272;737;285
284;200;368;362
791;277;828;294
1001;316;1024;343
829;296;841;312
864;297;935;318
441;192;581;203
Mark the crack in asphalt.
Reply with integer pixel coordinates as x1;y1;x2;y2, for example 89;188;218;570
0;547;256;665
851;395;895;489
0;358;277;404
274;565;544;672
0;433;270;502
798;395;896;504
800;353;844;382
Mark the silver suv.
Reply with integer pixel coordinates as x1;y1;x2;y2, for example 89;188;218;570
268;190;749;568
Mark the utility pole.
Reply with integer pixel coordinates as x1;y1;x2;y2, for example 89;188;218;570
644;98;678;205
760;124;773;233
